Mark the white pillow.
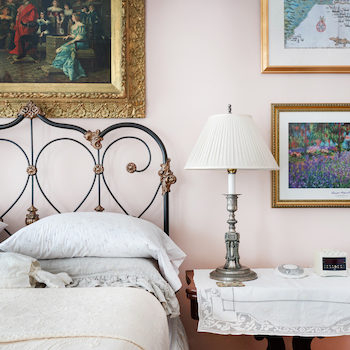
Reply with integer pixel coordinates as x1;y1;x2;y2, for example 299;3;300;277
0;222;7;234
0;212;186;291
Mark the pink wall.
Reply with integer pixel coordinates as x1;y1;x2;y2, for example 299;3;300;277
144;0;350;349
1;0;350;349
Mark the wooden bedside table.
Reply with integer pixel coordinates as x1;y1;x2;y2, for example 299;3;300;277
185;270;199;320
185;270;319;350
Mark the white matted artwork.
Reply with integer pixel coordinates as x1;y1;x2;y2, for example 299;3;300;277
261;0;350;73
272;104;350;208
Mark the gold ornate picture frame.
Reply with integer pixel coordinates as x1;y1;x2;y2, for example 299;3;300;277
261;0;350;73
0;0;145;118
272;103;350;208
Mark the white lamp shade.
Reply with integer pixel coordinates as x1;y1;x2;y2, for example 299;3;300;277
185;114;279;170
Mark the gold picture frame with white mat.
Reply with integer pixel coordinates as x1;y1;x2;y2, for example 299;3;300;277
261;0;350;73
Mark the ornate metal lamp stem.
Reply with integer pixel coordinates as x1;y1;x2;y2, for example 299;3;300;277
224;194;241;269
210;193;257;282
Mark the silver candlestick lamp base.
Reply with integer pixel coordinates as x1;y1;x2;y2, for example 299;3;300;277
210;194;257;282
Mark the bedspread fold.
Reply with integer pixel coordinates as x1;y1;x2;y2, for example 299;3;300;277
0;287;169;350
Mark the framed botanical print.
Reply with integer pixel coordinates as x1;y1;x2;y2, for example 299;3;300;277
0;0;145;118
272;104;350;208
262;0;350;73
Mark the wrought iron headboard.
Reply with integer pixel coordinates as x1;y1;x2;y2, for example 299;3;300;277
0;102;176;237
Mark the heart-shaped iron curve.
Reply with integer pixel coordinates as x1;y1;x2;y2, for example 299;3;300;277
0;139;31;234
101;136;161;218
35;138;97;213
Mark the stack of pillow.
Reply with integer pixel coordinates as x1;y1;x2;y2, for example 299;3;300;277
0;212;186;316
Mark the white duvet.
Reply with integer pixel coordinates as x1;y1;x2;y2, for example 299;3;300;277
0;338;142;349
0;287;169;350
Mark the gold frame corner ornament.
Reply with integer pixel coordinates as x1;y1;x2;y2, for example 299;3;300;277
0;0;145;118
19;101;44;119
272;103;350;208
261;0;350;74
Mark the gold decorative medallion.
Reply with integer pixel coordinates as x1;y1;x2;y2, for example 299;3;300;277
126;162;137;173
26;165;37;176
85;130;103;150
158;159;177;195
25;205;39;225
94;165;104;175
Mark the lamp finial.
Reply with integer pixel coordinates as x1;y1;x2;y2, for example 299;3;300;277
228;104;232;114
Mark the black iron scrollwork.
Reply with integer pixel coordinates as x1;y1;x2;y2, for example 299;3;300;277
0;102;176;236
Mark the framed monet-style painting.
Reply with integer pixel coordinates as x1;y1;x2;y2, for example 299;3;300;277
0;0;145;118
262;0;350;73
272;104;350;207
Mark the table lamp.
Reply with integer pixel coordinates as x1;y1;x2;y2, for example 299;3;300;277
185;106;279;282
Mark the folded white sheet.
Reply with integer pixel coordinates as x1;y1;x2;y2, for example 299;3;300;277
0;252;72;288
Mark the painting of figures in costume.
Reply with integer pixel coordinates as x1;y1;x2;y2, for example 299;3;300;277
0;0;111;83
0;0;145;119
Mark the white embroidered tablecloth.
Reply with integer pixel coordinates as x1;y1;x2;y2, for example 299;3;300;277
194;268;350;337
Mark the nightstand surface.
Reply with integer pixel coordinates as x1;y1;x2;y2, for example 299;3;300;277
184;269;341;350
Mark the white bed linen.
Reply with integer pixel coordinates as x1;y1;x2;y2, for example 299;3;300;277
194;268;350;336
0;338;141;350
0;212;186;291
40;257;180;317
0;287;169;350
0;319;189;350
39;257;189;350
0;252;71;288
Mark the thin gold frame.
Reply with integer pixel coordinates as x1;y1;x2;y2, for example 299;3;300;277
261;0;350;74
0;0;145;118
272;103;350;208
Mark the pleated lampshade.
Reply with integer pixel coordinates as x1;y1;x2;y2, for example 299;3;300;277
185;114;279;170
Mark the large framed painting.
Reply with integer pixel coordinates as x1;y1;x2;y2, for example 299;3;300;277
262;0;350;73
0;0;145;118
272;104;350;208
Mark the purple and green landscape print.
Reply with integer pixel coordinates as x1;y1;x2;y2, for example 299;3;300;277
289;123;350;189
